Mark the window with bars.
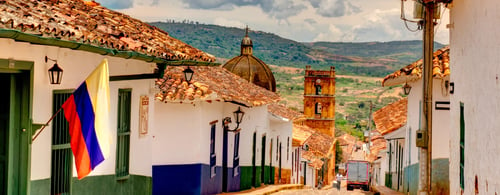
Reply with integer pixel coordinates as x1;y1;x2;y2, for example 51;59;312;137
233;132;240;176
51;91;73;195
116;89;131;179
460;102;465;189
210;123;216;177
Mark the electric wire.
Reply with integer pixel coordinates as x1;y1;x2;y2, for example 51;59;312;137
401;0;422;32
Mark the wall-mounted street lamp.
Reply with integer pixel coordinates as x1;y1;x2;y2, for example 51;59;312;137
223;107;245;131
403;82;412;95
183;66;194;83
46;56;63;84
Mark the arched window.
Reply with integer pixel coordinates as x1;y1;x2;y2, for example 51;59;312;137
315;85;322;95
315;102;322;114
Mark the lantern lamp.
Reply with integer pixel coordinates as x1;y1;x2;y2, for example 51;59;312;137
403;82;412;95
46;56;63;85
183;66;194;82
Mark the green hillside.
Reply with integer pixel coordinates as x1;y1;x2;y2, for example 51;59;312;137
151;21;444;77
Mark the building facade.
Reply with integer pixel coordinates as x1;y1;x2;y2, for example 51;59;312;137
0;1;214;194
448;0;500;194
382;47;450;195
303;66;336;184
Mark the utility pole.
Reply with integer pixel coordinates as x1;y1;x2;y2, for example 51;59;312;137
419;1;435;194
366;101;373;154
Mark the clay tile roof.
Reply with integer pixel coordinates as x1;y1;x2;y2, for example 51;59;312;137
301;150;325;169
337;133;358;146
366;136;387;162
382;46;450;86
268;103;302;121
0;0;214;62
304;131;335;158
155;66;280;107
373;98;407;136
292;124;314;147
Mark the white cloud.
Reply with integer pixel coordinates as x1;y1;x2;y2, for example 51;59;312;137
313;24;343;42
213;17;245;28
108;0;449;43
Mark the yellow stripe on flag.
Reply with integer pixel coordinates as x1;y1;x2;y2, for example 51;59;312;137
85;59;111;159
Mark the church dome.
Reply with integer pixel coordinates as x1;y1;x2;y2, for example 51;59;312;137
222;27;276;92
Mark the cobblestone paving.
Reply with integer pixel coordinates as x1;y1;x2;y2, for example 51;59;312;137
273;184;374;195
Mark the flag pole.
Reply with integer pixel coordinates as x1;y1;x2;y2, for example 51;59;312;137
32;107;63;142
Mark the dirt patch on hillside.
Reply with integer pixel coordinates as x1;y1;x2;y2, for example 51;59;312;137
269;65;303;74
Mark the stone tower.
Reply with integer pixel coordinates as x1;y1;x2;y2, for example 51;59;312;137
303;65;336;185
303;65;336;136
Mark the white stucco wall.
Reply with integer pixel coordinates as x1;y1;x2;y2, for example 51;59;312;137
449;0;500;194
376;151;388;186
305;165;315;187
0;39;155;180
152;101;226;165
405;77;451;168
239;106;269;167
269;119;293;170
290;147;302;184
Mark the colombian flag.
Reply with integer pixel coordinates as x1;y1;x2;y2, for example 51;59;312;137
62;59;111;179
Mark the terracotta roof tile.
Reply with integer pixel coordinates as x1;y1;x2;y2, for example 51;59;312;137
382;46;450;86
304;131;335;158
373;98;407;135
268;103;302;121
155;66;280;107
366;136;387;162
302;151;324;169
337;133;358;146
0;0;214;62
292;124;314;147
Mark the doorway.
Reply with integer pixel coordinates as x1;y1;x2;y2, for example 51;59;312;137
260;135;266;184
279;142;282;183
0;69;31;195
269;139;273;184
251;132;257;187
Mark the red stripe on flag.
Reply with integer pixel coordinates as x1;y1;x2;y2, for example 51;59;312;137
62;95;92;179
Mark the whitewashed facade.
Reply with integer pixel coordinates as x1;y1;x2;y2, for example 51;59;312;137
0;37;156;194
398;76;451;194
449;0;500;194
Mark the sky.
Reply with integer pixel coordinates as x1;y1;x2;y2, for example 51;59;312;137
95;0;449;44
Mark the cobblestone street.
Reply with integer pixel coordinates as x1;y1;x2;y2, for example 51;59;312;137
273;183;374;195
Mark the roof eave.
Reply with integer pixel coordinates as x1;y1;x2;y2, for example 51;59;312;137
0;29;221;66
383;75;420;87
269;112;290;122
382;124;407;139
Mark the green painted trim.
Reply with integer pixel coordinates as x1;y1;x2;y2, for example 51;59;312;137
2;60;33;195
31;174;152;195
0;29;220;66
240;166;268;190
0;59;33;70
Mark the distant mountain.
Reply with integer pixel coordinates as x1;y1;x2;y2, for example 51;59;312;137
151;21;444;77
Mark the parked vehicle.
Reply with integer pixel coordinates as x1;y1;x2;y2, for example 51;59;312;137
346;160;370;191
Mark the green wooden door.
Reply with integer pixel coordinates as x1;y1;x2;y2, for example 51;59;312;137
0;72;30;195
0;60;33;195
0;74;10;195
